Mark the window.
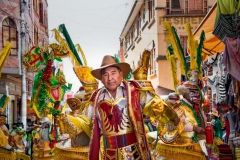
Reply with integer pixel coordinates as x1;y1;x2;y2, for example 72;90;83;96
26;37;32;50
180;36;188;56
148;0;153;21
137;12;141;36
143;8;146;22
125;35;130;49
44;12;48;28
39;2;44;23
204;0;207;14
185;0;188;14
2;18;18;55
42;38;44;46
172;0;180;8
166;0;170;15
131;28;134;44
33;0;38;14
25;35;28;51
149;41;156;75
34;25;38;45
133;27;135;40
27;80;33;95
189;0;203;14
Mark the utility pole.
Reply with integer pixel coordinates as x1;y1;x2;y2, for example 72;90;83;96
20;0;27;129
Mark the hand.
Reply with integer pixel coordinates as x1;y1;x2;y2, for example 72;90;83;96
193;126;205;134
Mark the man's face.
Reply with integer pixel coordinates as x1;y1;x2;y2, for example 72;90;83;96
101;66;123;92
0;116;6;126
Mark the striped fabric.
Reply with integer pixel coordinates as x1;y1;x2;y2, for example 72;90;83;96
213;14;237;42
208;74;226;104
103;132;137;149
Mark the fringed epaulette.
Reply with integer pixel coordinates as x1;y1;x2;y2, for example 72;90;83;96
129;80;154;91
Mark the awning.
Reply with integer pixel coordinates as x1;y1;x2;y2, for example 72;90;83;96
194;2;225;55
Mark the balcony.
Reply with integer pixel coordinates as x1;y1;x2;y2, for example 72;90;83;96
170;9;184;15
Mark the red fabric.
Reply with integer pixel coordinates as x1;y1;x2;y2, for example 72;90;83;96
49;125;57;148
194;104;199;115
89;117;100;160
98;101;125;133
89;88;101;160
225;119;230;138
128;81;151;159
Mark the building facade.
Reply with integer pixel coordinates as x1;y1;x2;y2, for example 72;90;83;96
0;0;48;128
119;0;215;93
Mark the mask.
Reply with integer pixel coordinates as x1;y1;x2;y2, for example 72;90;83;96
187;70;200;85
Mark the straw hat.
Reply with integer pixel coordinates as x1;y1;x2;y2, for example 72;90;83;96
91;55;130;80
209;110;219;117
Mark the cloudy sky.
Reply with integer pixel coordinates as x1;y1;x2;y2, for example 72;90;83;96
48;0;134;92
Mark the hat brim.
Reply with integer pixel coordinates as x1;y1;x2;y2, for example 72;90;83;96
0;114;7;117
208;112;219;117
91;62;130;80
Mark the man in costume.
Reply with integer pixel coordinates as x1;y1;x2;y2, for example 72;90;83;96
88;54;165;160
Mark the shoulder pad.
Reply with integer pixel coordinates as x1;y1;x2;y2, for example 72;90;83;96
129;80;154;91
89;89;100;102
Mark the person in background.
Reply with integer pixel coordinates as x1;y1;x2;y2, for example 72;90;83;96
210;110;223;139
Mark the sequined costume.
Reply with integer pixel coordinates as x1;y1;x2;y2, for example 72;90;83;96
88;80;160;160
88;50;168;160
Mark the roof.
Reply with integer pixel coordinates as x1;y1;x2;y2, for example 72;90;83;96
193;2;225;54
119;0;144;38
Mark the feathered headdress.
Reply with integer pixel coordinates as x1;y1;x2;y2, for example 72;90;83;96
166;45;180;92
0;95;10;116
164;21;205;78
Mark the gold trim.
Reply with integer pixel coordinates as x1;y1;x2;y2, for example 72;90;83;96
54;146;88;160
125;81;150;160
155;143;205;160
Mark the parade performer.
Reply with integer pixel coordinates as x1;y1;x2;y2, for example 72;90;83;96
164;21;207;140
150;21;223;160
0;95;17;160
147;22;207;160
87;51;170;160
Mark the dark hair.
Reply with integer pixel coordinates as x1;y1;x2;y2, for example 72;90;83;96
232;104;238;110
100;66;121;75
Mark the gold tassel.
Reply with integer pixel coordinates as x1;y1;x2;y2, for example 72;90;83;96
156;143;205;160
0;43;11;77
51;29;81;66
75;44;87;67
185;23;198;71
16;152;31;160
0;147;16;160
53;146;89;160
